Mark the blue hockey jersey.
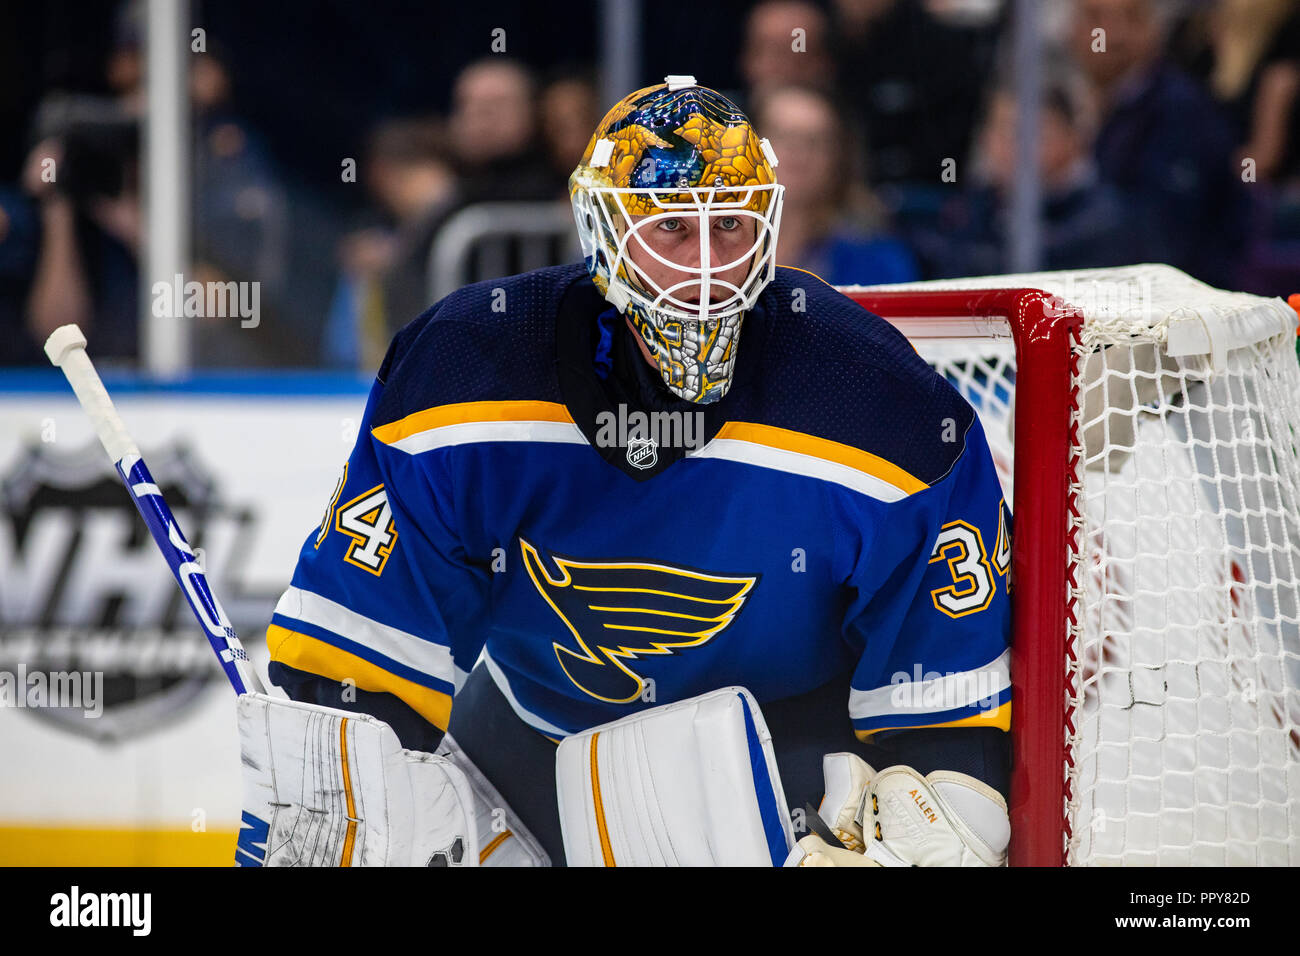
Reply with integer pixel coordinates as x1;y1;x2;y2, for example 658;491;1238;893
267;262;1011;742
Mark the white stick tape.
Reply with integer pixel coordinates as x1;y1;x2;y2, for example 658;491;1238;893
44;324;142;464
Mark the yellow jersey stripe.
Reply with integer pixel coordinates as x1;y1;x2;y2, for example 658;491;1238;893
854;700;1012;740
715;422;928;495
372;400;574;446
777;264;833;287
267;624;453;731
372;402;926;495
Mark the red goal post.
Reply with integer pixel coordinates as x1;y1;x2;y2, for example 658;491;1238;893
839;286;1082;866
837;266;1300;867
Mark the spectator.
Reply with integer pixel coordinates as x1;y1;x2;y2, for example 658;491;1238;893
22;96;140;363
1171;0;1300;193
906;78;1135;277
740;1;835;101
16;2;145;363
1168;0;1297;158
1170;0;1300;297
449;58;559;202
410;58;570;318
829;0;999;185
1238;7;1300;185
539;69;601;185
1070;0;1246;286
324;119;459;368
190;47;293;366
1237;5;1300;185
105;0;145;117
0;188;41;365
15;6;296;368
751;84;919;284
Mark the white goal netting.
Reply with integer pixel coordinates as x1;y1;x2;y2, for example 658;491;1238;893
850;265;1300;865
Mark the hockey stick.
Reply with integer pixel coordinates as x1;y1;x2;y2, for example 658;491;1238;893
44;325;265;696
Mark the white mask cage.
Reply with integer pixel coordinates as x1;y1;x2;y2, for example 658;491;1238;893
575;182;785;324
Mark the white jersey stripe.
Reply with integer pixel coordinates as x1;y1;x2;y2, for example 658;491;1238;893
388;419;588;456
848;649;1011;720
385;414;915;503
690;438;910;503
274;586;466;689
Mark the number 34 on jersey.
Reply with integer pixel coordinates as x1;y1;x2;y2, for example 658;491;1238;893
928;500;1011;619
316;472;399;577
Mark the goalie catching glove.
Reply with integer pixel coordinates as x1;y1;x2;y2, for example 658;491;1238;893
785;753;1010;867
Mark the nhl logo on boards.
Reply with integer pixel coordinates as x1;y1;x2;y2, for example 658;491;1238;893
626;437;657;470
0;440;259;742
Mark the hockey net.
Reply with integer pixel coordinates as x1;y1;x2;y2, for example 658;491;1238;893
838;264;1300;866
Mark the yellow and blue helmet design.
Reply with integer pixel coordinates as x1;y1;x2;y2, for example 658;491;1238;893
569;76;783;403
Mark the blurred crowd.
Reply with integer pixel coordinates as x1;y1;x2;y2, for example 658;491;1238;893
1;0;1297;369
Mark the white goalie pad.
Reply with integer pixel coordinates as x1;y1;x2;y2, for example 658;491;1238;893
236;692;478;867
555;687;795;866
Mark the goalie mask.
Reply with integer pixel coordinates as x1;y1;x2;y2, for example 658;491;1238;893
569;77;783;403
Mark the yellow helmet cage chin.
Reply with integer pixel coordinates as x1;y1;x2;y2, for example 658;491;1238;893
569;76;783;404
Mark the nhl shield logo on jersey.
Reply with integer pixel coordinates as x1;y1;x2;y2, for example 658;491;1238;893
626;436;657;470
519;538;757;703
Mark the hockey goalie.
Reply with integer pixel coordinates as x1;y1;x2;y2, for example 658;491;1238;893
235;77;1013;867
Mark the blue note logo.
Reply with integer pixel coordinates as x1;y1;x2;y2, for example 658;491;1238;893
520;538;757;703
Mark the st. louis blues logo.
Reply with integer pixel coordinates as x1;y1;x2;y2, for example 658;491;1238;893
520;538;756;703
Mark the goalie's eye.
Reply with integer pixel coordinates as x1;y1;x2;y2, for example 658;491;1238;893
657;217;684;233
715;216;741;231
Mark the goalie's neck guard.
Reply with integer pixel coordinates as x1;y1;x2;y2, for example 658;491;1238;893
569;78;783;404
